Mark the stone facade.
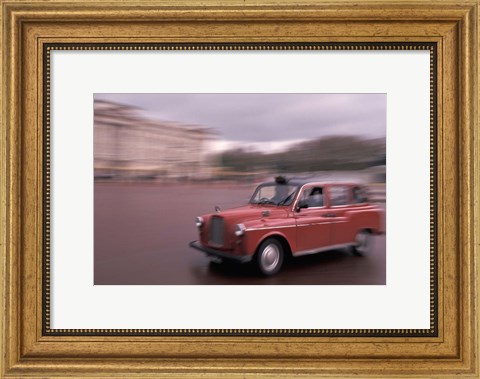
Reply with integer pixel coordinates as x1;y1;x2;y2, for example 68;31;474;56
94;100;216;180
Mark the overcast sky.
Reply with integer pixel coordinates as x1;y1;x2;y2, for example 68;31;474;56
95;93;386;147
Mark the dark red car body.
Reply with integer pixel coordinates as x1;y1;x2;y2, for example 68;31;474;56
190;177;384;275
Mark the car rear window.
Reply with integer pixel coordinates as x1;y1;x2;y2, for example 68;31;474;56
329;186;350;206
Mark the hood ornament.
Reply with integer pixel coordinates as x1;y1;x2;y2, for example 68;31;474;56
214;205;221;213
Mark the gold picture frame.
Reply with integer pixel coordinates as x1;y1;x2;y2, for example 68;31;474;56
1;0;478;377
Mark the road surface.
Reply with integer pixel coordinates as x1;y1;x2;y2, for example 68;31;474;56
94;182;386;285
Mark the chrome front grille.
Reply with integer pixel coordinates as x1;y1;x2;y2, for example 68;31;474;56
210;216;224;246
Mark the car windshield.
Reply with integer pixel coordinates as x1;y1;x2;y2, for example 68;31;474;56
249;183;299;206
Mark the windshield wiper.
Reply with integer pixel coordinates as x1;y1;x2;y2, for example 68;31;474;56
277;192;295;206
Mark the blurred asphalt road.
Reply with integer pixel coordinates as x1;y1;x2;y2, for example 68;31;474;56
94;182;386;285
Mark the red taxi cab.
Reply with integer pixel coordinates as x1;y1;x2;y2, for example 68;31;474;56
190;176;384;276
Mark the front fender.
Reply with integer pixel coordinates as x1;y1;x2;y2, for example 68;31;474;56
242;225;296;255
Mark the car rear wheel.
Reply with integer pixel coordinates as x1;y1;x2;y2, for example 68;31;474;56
352;230;373;256
256;238;284;276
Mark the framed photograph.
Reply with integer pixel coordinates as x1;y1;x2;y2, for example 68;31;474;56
93;93;387;286
1;1;478;377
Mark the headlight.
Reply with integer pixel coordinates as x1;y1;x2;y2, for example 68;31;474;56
234;224;246;237
195;216;204;228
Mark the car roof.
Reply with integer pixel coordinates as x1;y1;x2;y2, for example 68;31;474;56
264;177;363;187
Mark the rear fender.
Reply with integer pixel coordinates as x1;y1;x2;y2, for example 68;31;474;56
346;207;384;235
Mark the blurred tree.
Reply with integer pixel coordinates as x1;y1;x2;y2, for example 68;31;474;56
214;135;386;174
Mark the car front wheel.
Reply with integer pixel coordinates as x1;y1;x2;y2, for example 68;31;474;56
352;230;373;256
256;238;284;276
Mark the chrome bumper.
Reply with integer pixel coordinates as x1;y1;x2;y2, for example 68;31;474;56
189;241;252;263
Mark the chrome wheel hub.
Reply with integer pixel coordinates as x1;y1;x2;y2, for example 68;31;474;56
355;232;371;254
261;244;280;272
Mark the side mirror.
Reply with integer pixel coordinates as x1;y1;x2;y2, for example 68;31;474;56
295;200;309;212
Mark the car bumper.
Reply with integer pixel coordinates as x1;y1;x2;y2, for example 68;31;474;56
189;241;252;263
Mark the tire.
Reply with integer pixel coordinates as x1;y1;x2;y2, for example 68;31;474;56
256;238;284;276
352;230;373;256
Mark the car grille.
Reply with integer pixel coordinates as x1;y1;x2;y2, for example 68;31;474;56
210;216;224;246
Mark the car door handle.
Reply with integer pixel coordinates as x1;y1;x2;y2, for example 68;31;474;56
322;213;336;218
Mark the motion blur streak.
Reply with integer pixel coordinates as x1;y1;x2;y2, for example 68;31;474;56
93;94;386;284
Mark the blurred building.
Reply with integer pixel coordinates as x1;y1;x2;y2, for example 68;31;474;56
94;100;216;180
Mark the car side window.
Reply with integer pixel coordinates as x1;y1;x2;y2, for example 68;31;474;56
301;187;324;208
352;186;367;204
329;186;350;206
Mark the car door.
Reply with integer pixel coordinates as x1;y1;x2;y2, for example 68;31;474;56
294;186;332;254
327;185;352;245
